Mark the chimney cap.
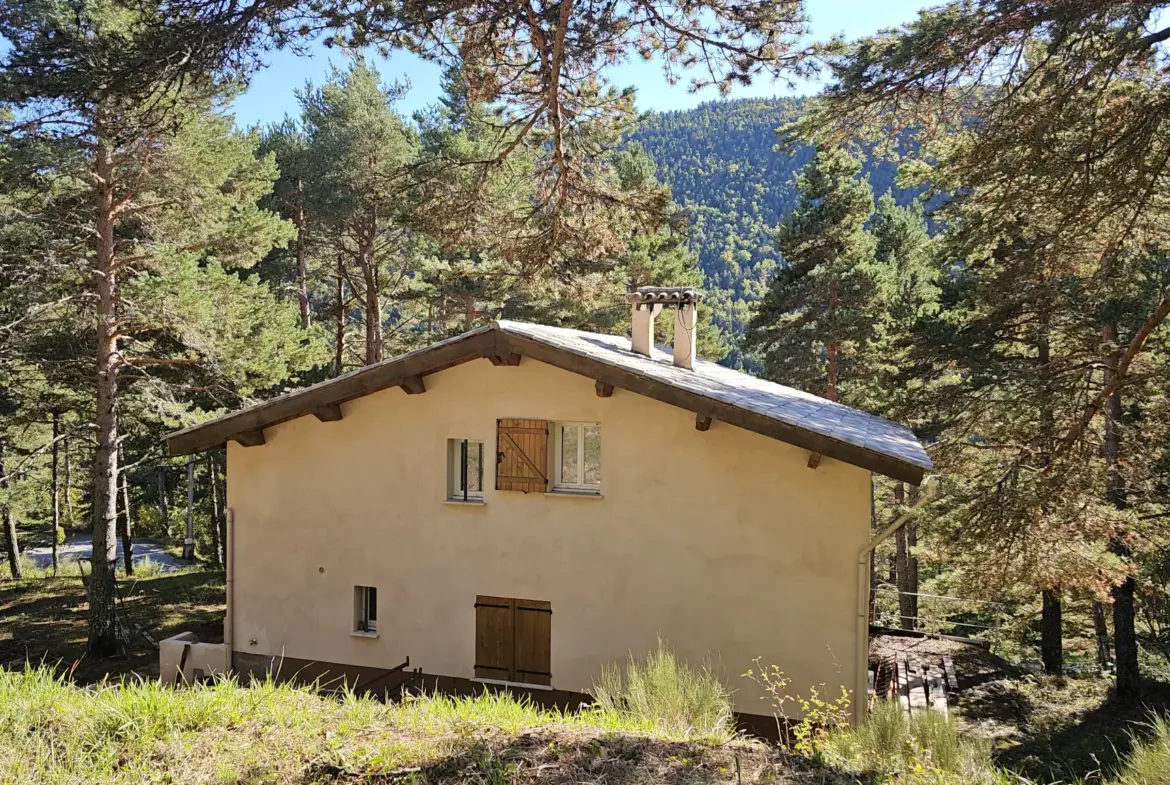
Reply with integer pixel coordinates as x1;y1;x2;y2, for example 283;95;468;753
628;286;703;306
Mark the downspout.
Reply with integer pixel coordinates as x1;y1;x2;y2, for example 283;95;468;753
853;476;938;724
224;506;235;673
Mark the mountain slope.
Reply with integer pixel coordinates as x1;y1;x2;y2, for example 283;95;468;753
630;97;919;341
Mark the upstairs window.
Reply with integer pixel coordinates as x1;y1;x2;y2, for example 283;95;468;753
552;422;601;494
354;586;377;634
447;439;484;502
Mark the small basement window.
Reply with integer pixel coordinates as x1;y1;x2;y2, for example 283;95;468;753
354;586;377;634
447;439;484;501
552;422;601;493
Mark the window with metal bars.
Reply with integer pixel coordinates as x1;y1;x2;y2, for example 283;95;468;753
447;439;484;502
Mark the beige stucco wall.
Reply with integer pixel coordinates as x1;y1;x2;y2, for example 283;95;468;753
226;355;871;713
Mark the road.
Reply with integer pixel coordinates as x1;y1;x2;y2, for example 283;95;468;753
24;533;190;572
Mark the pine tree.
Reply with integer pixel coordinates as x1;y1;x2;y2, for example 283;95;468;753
746;146;877;402
0;5;319;655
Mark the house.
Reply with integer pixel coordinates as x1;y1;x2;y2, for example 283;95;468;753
164;287;932;726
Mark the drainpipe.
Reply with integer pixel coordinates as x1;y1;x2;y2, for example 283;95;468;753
853;475;939;724
224;507;235;673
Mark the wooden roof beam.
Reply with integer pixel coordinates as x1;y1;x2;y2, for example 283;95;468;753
314;404;343;422
695;415;712;431
595;381;614;398
233;429;265;447
400;376;426;395
807;452;822;470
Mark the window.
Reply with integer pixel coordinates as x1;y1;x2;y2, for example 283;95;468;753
474;595;552;687
552;422;601;493
354;586;377;634
447;439;484;501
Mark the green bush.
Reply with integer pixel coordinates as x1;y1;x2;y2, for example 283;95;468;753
1114;713;1170;785
56;526;66;545
590;638;733;740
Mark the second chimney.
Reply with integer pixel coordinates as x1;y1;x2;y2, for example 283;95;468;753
628;287;704;370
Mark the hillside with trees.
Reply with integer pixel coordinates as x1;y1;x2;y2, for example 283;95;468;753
631;98;922;344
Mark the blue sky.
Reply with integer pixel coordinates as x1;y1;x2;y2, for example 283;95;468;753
232;0;931;128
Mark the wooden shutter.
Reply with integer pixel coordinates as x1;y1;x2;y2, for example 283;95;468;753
496;419;548;492
474;596;552;686
513;599;552;686
474;596;513;681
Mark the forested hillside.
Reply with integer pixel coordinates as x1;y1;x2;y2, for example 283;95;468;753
631;98;920;339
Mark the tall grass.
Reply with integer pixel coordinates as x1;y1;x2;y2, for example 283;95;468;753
590;638;733;740
1114;713;1170;785
823;700;1004;784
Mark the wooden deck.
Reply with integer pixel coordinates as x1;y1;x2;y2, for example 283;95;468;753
868;652;960;716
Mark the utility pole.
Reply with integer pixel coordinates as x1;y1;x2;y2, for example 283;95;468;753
183;455;195;560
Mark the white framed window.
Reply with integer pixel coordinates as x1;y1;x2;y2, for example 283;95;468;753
447;439;484;502
354;586;377;634
552;422;601;493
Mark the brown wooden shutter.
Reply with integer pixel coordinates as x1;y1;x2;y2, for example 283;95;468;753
496;419;549;492
474;596;513;681
513;599;552;686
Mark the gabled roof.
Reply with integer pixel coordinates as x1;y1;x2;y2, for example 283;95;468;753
165;320;932;484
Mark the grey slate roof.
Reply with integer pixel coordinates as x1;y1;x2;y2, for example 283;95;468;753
496;320;932;473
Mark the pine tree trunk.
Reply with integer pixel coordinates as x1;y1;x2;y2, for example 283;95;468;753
208;453;222;569
50;411;61;576
183;456;195;560
359;233;382;364
63;435;74;526
1103;321;1140;700
295;203;310;329
1041;588;1064;675
0;444;24;581
335;251;346;375
1093;600;1111;670
825;280;839;401
157;468;170;539
119;460;133;575
217;452;228;567
88;135;121;657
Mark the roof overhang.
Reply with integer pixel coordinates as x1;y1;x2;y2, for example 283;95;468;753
165;324;927;485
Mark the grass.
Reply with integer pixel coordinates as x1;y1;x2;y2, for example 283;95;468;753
591;638;734;739
0;665;797;785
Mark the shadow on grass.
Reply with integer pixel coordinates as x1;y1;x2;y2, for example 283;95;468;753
0;569;224;683
978;677;1170;782
307;731;857;785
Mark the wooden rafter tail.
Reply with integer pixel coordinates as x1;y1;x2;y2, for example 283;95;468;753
807;452;822;469
313;404;343;422
399;375;426;395
695;415;712;431
595;380;614;397
234;429;265;447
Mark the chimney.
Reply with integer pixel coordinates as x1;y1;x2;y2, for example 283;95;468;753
628;287;704;369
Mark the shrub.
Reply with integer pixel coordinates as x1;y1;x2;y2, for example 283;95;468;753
56;526;66;545
591;638;733;739
1114;713;1170;785
822;700;1001;784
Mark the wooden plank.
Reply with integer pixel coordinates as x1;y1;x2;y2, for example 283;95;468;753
895;652;910;712
695;415;712;431
399;376;426;395
166;328;496;455
927;664;947;714
500;332;927;484
313;404;343;422
942;656;959;691
474;596;514;681
595;381;614;398
907;656;928;712
513;599;552;686
233;429;265;447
